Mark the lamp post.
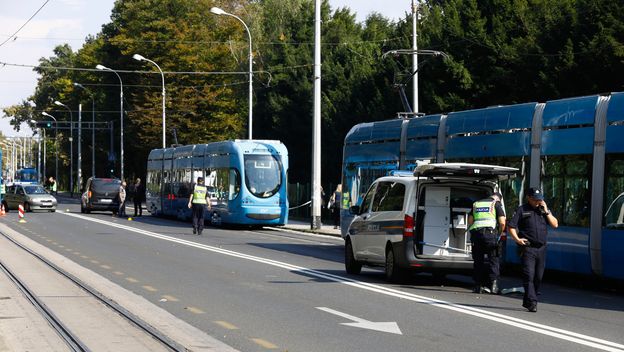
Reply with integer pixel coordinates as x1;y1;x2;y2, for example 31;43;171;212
41;112;58;189
74;83;96;178
54;101;74;197
96;64;124;181
210;6;253;140
133;54;166;148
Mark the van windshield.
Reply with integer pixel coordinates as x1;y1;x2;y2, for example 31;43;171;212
93;179;121;192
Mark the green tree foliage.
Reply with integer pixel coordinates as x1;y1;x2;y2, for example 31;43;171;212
3;0;624;186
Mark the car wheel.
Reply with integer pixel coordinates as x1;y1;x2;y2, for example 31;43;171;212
24;202;31;212
345;239;362;275
2;201;9;213
385;247;406;283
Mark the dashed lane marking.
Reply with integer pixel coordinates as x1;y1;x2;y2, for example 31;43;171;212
161;295;179;302
214;321;239;330
80;255;89;259
113;271;124;276
251;338;278;349
100;265;111;269
125;277;139;283
142;285;158;292
185;306;205;314
90;259;100;264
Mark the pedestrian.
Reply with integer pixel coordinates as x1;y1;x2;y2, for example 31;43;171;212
0;178;5;202
132;178;144;217
328;184;342;229
118;181;127;218
188;176;210;235
467;192;506;294
508;187;559;312
49;176;57;195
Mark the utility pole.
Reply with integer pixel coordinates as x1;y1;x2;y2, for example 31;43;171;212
78;104;82;192
412;0;419;113
311;0;322;229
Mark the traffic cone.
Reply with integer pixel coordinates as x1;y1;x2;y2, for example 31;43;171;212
0;204;5;216
18;204;26;223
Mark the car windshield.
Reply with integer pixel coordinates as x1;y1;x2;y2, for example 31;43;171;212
244;154;282;198
93;179;121;192
24;186;48;195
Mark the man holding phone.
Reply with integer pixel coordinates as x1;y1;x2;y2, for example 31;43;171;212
508;188;559;312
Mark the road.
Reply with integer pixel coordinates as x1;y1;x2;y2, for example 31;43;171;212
1;197;623;352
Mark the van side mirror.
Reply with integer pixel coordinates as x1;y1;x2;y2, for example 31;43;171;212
349;205;360;215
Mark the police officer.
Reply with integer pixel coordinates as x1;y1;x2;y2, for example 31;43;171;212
468;192;506;294
188;177;210;235
508;188;558;312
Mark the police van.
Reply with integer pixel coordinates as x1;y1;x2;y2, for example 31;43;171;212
344;163;517;282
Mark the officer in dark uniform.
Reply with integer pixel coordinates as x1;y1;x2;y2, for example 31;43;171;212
187;177;210;235
508;188;559;312
468;192;506;294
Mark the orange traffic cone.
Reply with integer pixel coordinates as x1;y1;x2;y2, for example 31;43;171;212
0;204;5;216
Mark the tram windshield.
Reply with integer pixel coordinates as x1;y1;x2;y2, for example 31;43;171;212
244;154;282;198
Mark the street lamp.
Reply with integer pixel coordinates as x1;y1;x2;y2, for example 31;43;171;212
210;6;253;140
74;83;96;178
133;54;166;148
54;100;74;197
41;112;58;190
96;64;124;181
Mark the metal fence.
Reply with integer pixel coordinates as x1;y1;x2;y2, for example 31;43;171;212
288;182;336;222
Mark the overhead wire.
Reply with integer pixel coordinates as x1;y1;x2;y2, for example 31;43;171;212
0;0;51;49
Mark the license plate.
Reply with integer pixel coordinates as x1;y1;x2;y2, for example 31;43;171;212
100;199;112;203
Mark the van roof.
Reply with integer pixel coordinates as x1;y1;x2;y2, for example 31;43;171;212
414;163;518;180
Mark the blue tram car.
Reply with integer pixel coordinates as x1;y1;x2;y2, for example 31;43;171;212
341;93;624;280
146;140;289;226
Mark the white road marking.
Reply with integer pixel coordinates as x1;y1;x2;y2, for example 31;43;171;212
316;307;402;335
60;212;624;352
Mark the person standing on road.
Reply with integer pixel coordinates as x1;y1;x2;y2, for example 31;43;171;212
118;181;127;218
508;188;558;312
131;178;144;217
328;184;342;229
188;177;210;235
49;176;57;195
468;192;506;294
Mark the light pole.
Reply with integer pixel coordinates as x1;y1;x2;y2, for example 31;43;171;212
54;101;73;197
210;6;253;140
41;112;58;189
96;64;124;181
29;120;42;183
74;83;96;178
133;54;166;148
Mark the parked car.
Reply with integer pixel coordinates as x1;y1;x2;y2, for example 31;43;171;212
344;163;517;282
2;184;57;212
81;177;121;214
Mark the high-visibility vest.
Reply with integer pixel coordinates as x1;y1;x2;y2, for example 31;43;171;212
0;184;4;194
51;182;57;192
192;184;207;204
469;199;498;231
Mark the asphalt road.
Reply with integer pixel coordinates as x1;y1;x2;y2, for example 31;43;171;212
2;197;623;352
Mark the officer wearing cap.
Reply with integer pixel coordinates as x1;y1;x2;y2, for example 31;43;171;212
468;192;506;294
508;187;558;312
188;176;210;235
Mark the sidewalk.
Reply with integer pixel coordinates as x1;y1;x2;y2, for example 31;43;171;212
277;219;343;237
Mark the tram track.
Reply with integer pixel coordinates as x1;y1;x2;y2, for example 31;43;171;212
0;231;186;352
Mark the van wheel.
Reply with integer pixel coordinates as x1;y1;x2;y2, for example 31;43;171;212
345;239;362;275
385;247;406;283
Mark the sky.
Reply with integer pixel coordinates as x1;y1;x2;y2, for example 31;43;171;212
0;0;411;138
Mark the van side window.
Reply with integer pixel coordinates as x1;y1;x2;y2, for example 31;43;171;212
372;182;405;212
360;184;376;214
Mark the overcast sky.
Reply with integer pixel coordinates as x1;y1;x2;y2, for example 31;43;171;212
0;0;411;137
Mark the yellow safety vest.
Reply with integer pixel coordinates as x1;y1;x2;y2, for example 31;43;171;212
0;184;4;194
469;199;498;231
192;184;207;204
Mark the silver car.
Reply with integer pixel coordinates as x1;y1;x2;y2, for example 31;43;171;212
3;184;57;212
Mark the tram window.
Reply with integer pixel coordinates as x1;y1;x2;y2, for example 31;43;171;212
543;155;591;227
604;156;624;229
229;168;240;200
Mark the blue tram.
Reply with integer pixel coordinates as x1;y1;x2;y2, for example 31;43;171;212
341;93;624;280
146;140;289;226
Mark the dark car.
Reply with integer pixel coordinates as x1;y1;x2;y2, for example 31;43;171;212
81;177;121;214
